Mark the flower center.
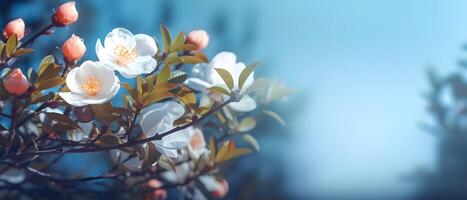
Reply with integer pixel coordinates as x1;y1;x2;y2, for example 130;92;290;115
113;45;137;66
81;76;101;96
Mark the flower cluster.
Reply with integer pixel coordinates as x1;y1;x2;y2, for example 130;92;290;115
0;1;293;199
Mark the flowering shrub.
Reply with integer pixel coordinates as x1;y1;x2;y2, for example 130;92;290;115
0;2;293;199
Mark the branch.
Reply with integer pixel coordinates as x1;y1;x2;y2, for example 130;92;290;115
7;98;235;157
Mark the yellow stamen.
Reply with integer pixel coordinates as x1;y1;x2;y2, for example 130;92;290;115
113;45;137;66
81;76;100;96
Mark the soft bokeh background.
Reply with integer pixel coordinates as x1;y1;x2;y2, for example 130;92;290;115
4;0;467;199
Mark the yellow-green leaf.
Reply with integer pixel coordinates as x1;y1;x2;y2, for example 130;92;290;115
214;68;234;90
14;48;34;56
262;109;285;126
243;134;260;151
208;86;230;96
237;117;257;132
180;56;205;64
98;135;120;147
160;25;171;52
136;76;143;102
5;34;18;57
239;62;259;90
35;77;65;91
38;55;55;77
157;65;171;84
170;32;186;52
42;112;80;131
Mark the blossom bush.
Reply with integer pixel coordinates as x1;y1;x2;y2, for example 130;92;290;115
0;2;293;199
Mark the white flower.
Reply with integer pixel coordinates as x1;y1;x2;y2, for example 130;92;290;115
110;144;146;171
161;162;191;184
140;101;190;158
0;168;25;185
96;28;158;78
185;52;256;112
67;122;92;142
59;61;120;107
187;128;209;159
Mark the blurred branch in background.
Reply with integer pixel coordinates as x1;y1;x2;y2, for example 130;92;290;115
412;47;467;200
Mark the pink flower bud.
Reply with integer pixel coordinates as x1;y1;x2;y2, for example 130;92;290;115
52;2;78;26
186;29;209;50
145;189;167;200
3;69;29;96
3;18;25;40
147;179;163;189
62;34;86;63
211;179;229;198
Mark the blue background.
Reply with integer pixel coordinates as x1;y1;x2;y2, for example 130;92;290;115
4;0;467;199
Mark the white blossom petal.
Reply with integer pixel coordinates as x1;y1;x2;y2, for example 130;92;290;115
59;92;88;107
135;34;158;56
104;28;135;49
185;77;212;91
228;95;257;112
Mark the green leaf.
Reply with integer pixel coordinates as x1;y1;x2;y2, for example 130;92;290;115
223;148;252;160
208;86;231;96
209;137;216;159
136;76;143;102
35;77;65;91
178;86;196;106
262;109;285;126
238;62;259;90
28;68;38;84
98;135;120;147
236;117;257;132
121;82;136;99
142;142;161;169
157;65;171;84
215;142;230;162
14;48;34;56
30;92;53;104
42;112;80;130
163;53;182;65
38;55;55;77
168;70;187;84
214;68;234;90
242;134;260;151
170;32;186;52
5;34;18;57
160;25;171;52
180;56;205;64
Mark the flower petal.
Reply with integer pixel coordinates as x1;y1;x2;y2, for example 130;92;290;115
210;52;237;70
59;92;88;107
135;34;158;56
228;94;257;112
96;38;117;67
104;28;135;49
185;77;212;91
160;129;190;149
140;101;185;137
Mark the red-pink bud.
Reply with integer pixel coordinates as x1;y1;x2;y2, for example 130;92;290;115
145;189;167;200
3;69;29;96
62;34;86;63
186;29;209;50
147;179;163;189
211;179;229;198
3;18;25;40
52;2;78;26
